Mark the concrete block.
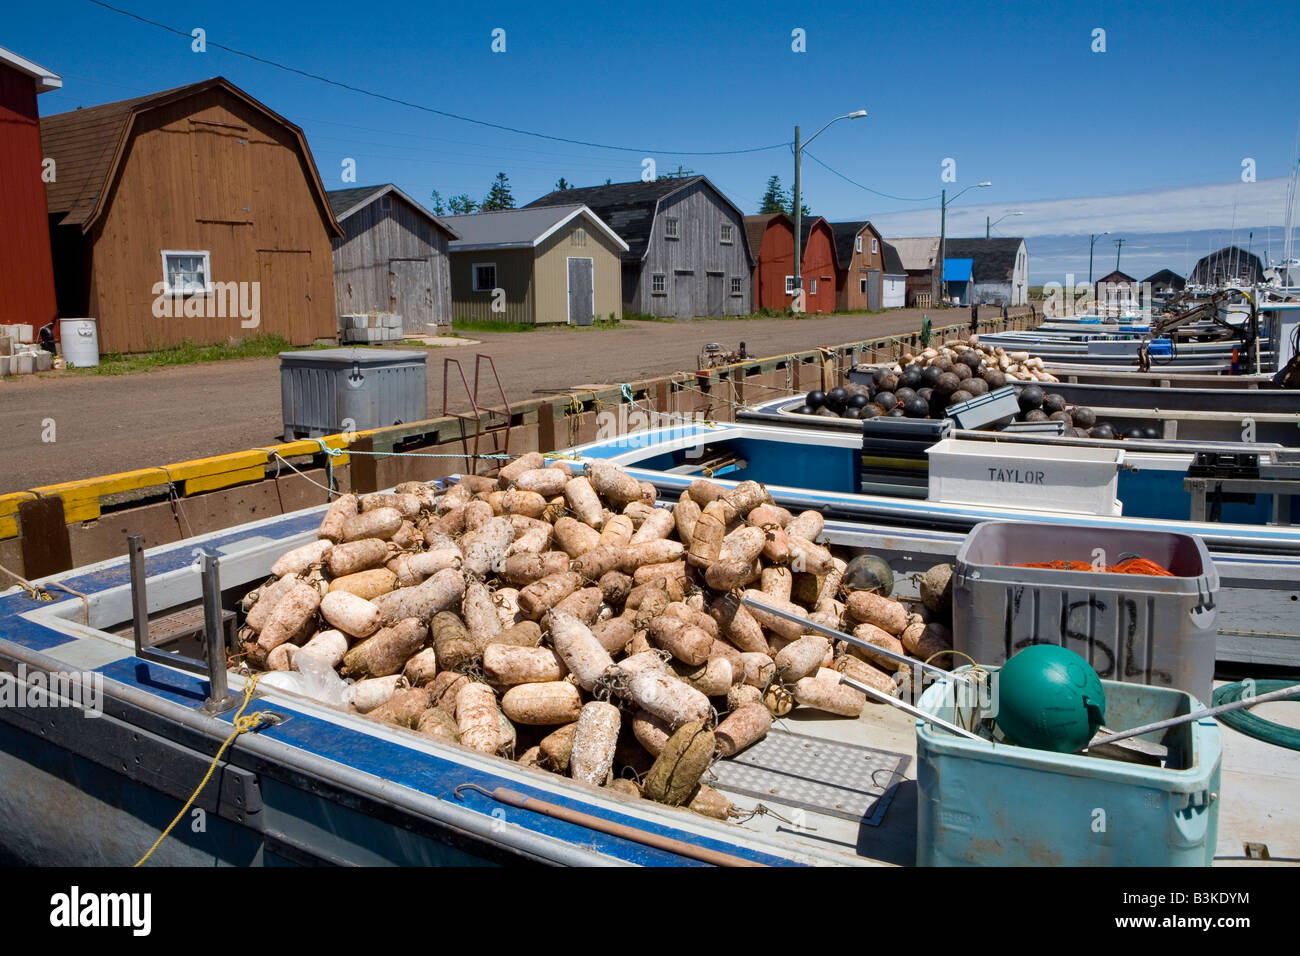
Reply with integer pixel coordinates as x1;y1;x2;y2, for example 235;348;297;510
14;353;34;374
0;355;10;376
35;351;52;371
379;312;402;329
0;335;11;355
14;324;33;344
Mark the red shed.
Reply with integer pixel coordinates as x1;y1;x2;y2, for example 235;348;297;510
744;213;795;310
798;217;838;314
0;46;60;329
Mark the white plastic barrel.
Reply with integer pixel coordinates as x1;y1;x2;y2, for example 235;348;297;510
59;318;99;367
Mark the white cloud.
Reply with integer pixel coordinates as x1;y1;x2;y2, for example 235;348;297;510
869;177;1295;239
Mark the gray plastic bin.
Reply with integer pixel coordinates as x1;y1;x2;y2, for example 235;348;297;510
279;349;428;441
952;521;1219;702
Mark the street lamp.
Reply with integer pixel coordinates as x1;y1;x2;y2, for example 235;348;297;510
792;110;867;312
1088;232;1109;285
939;181;991;302
986;210;1023;239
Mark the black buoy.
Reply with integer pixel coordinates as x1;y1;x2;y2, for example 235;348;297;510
1143;426;1163;440
825;387;849;412
1042;394;1066;415
795;404;816;415
921;366;944;388
848;393;870;409
887;407;906;417
1023;408;1049;422
1072;406;1097;429
1018;384;1045;411
806;390;827;410
904;395;930;417
1089;422;1116;440
895;386;917;405
874;390;898;410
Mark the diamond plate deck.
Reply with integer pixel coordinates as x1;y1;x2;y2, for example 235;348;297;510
708;728;909;825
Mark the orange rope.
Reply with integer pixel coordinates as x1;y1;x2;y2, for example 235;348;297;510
1007;558;1174;576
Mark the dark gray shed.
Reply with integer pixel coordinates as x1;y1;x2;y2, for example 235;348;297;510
327;184;459;335
526;176;753;318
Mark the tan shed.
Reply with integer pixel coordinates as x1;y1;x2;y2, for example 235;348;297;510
443;205;627;326
40;76;341;354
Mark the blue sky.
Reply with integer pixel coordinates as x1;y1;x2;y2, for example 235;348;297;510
8;0;1299;281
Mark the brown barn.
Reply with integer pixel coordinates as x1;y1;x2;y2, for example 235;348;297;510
798;217;838;314
0;46;60;329
41;76;341;354
829;221;885;311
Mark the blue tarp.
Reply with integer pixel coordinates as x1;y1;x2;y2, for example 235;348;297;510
943;257;973;282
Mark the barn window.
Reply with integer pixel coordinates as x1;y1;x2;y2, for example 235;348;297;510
810;278;817;295
872;238;878;254
860;278;868;293
784;275;795;295
161;250;211;295
855;236;862;254
572;228;587;246
720;224;733;244
651;273;666;294
664;217;680;239
472;263;498;292
730;276;742;295
380;195;393;211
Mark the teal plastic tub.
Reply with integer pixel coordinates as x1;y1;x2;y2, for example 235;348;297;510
915;668;1221;866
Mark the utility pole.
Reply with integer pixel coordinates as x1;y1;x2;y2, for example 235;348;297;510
1088;232;1107;284
793;125;802;312
1114;238;1126;272
939;188;947;306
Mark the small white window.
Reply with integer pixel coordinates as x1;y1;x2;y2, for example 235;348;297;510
161;250;211;295
810;278;817;295
720;223;733;244
860;278;868;293
784;275;796;294
664;217;680;239
871;238;878;254
729;276;742;296
652;273;666;294
472;263;497;292
855;236;862;253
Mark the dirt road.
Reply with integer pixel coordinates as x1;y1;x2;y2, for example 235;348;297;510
0;308;1017;491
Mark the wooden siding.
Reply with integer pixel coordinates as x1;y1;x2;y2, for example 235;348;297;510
752;219;794;311
628;181;751;317
332;194;452;332
449;248;534;323
63;88;337;353
801;220;837;315
533;217;624;324
835;223;885;312
0;64;57;327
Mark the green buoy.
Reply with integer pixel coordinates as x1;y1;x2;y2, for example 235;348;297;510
844;553;895;597
995;645;1106;753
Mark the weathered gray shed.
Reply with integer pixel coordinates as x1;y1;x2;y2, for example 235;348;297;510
327;184;458;335
526;177;753;319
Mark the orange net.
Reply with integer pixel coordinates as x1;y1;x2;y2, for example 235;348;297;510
1007;557;1174;576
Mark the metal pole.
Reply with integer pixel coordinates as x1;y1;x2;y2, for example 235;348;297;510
939;188;946;305
128;533;149;654
199;550;230;706
1086;683;1300;750
792;124;802;314
838;676;986;741
986;215;990;240
1088;235;1096;285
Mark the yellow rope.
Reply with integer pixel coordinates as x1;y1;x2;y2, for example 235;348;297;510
134;673;268;867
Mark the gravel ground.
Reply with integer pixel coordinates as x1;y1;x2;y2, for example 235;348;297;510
0;308;1026;491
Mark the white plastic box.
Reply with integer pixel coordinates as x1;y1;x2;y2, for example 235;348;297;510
926;437;1124;516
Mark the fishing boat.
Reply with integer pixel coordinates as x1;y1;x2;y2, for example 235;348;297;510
569;418;1300;668
2;480;1295;867
745;386;1300;445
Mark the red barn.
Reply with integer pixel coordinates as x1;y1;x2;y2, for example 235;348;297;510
798;217;838;314
744;213;795;310
0;46;60;329
744;213;837;313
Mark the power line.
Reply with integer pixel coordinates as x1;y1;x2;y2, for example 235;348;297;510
801;150;940;203
85;0;792;157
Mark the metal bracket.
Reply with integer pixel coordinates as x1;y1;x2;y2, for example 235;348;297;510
128;533;240;713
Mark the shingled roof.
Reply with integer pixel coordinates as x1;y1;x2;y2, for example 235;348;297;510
890;237;941;271
325;184;459;238
1142;268;1185;288
441;204;627;252
881;241;906;276
525;176;751;264
829;222;867;269
940;238;1025;282
744;213;787;260
40;76;340;234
